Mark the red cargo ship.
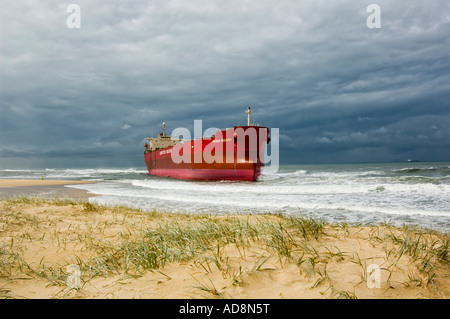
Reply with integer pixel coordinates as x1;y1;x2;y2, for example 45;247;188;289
144;107;270;181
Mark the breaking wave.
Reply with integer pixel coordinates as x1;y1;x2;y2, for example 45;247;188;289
2;162;450;231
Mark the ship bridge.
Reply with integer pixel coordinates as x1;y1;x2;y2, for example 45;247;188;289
144;122;182;153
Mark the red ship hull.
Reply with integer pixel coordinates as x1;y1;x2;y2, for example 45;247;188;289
144;167;261;181
144;126;269;181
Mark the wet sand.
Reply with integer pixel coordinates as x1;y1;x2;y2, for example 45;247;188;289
0;179;96;200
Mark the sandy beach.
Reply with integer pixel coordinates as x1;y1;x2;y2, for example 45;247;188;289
0;179;96;188
0;179;96;200
0;181;449;299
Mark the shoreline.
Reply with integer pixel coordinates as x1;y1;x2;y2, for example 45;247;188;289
0;179;97;200
0;196;449;299
0;179;96;187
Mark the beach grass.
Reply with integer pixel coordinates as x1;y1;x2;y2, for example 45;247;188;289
0;196;449;299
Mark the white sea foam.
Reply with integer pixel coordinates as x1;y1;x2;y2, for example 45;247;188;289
5;163;450;231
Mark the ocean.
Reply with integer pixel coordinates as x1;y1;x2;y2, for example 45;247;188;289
1;162;450;232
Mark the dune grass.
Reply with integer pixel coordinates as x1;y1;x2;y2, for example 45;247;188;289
0;197;449;299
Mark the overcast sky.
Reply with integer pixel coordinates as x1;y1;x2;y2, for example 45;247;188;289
1;0;449;168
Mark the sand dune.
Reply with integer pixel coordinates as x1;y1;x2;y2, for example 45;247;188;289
0;197;449;299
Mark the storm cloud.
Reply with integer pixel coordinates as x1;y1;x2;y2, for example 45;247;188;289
1;0;449;168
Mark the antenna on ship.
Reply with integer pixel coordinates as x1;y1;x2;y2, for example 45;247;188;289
162;122;166;136
245;107;252;126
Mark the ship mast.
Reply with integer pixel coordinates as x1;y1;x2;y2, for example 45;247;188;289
162;122;166;136
245;107;252;126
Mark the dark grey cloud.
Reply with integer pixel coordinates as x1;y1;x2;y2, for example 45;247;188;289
1;0;449;168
